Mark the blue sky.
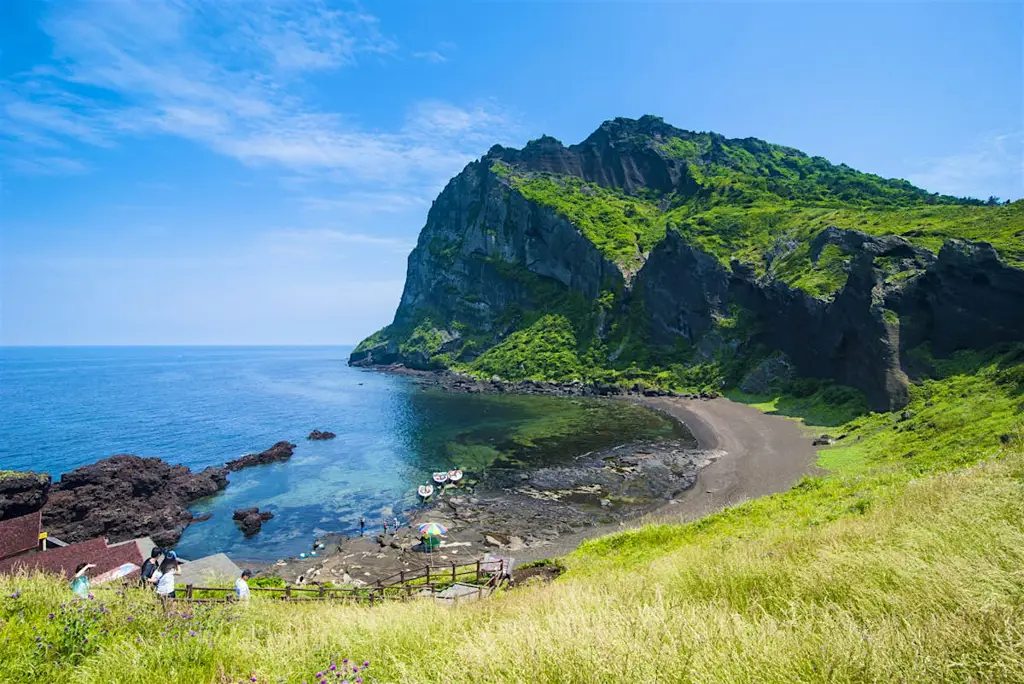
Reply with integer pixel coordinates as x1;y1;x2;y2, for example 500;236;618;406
1;1;1021;345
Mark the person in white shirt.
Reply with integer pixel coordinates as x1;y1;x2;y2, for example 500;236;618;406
235;569;252;601
150;557;179;599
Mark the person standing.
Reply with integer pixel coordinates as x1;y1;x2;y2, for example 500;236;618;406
71;562;96;598
140;548;162;587
359;516;365;536
234;569;252;602
150;556;179;599
383;519;389;535
392;517;400;534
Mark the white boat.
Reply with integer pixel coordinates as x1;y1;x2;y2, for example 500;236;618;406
432;471;449;484
447;469;464;483
417;484;434;499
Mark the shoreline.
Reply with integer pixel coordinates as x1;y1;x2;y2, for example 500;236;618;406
252;372;819;582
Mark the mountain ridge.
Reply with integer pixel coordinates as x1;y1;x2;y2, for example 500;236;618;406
350;116;1024;411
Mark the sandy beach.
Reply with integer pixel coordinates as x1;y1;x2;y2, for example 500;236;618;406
260;394;820;582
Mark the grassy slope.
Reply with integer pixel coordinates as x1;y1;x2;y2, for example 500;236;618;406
2;351;1022;683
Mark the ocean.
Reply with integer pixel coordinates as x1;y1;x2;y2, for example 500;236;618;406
0;346;686;561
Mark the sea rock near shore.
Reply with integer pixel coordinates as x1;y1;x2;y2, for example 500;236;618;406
0;470;52;520
40;455;229;547
307;430;337;440
233;507;274;537
225;441;297;471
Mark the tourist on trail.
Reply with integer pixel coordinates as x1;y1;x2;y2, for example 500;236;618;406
150;556;180;599
235;569;252;602
71;562;96;598
140;547;162;587
383;519;389;535
393;517;400;534
359;516;365;536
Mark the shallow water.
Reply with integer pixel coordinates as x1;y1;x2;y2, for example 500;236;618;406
0;346;689;561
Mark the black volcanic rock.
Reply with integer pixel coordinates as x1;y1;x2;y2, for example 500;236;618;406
233;507;274;537
225;441;296;472
0;471;51;520
40;455;229;547
307;430;336;440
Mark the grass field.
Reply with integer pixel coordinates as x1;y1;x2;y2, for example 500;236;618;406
2;348;1022;683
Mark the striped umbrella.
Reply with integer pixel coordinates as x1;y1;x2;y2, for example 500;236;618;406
418;522;448;536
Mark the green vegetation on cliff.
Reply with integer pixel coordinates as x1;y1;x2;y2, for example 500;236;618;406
468;314;583;381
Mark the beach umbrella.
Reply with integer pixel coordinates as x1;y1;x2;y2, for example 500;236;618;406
418;522;448;536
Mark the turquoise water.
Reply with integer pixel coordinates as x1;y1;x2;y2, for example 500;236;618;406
0;347;687;561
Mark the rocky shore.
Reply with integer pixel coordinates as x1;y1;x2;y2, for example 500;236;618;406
3;440;306;549
373;364;721;400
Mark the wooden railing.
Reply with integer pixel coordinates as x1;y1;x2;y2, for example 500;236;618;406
173;558;508;606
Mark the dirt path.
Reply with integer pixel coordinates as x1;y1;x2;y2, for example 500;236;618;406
513;396;820;563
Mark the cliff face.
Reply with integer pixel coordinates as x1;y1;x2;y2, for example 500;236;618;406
0;471;51;521
351;116;1024;411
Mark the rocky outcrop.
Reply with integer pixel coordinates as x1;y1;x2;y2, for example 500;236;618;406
232;507;274;537
351;116;1024;412
307;430;336;441
225;441;296;472
0;471;51;521
40;455;228;547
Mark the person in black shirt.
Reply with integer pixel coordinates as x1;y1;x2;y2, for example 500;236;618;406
140;547;163;587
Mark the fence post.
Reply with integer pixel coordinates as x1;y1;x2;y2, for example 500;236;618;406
426;565;430;584
186;584;193;600
476;559;481;581
452;563;456;582
319;585;326;599
285;586;292;601
399;570;405;584
369;589;375;606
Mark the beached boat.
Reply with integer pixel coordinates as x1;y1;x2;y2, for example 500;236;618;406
447;469;463;483
432;471;449;484
417;484;434;499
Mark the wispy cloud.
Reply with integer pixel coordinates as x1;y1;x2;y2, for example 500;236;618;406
1;1;516;194
907;131;1023;201
413;50;447;64
262;228;415;257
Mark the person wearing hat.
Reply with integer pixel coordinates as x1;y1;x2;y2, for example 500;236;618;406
235;569;252;602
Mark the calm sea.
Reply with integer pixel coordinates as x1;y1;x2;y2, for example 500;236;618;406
0;346;686;561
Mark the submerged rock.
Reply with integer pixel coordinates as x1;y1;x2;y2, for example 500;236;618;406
307;430;337;441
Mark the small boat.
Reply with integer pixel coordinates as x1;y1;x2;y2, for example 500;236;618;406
418;484;434;499
432;471;449;484
447;469;464;483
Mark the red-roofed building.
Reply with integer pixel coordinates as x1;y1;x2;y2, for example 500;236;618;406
0;536;144;582
0;511;42;561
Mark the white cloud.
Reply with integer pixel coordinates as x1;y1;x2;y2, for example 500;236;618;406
907;131;1023;201
413;50;447;64
1;1;516;192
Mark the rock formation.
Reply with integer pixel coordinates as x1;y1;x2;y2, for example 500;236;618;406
225;441;296;471
307;430;336;440
232;507;274;537
0;471;51;521
40;455;228;547
351;115;1024;411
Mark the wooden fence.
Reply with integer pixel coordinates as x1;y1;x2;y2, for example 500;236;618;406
173;558;507;606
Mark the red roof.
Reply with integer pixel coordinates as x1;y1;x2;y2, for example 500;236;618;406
0;511;41;561
0;536;143;581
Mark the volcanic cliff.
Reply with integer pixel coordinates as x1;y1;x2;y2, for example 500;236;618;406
350;116;1024;411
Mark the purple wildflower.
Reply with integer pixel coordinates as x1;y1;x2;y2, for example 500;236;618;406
9;591;20;599
362;661;369;668
47;613;54;619
250;677;258;683
329;664;337;671
83;638;89;643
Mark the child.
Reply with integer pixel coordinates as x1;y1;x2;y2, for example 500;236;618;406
71;562;96;597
